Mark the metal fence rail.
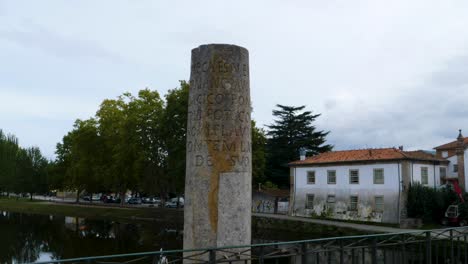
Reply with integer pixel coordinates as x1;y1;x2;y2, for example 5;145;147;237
28;226;468;264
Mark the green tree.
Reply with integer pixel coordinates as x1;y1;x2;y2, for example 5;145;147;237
13;147;48;199
96;90;165;204
161;81;189;199
130;89;166;197
97;95;141;204
73;119;104;201
252;120;267;187
46;160;65;191
55;131;74;196
266;104;332;187
0;129;49;197
0;131;20;195
25;147;49;199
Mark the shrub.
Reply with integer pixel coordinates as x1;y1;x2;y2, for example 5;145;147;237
407;183;458;223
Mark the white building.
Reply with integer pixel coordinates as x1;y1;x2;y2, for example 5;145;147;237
434;130;468;189
288;148;448;224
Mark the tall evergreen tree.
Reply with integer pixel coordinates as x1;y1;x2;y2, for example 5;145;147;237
266;104;332;187
252;120;267;187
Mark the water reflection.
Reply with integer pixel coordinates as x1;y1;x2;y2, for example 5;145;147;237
0;211;359;263
0;211;183;263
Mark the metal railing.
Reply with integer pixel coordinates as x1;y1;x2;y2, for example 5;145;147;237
29;226;468;264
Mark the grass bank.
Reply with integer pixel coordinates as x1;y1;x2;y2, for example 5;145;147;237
253;216;369;240
0;198;183;223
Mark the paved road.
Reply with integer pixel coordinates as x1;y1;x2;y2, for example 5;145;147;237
253;213;421;234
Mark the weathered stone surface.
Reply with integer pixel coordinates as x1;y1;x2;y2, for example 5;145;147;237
183;44;252;257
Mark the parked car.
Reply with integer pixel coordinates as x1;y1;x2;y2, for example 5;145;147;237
442;204;468;226
142;197;152;204
165;197;184;208
91;194;101;201
127;197;142;205
102;196;121;204
142;197;161;204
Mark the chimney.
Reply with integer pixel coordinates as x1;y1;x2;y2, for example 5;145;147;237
299;148;306;161
457;129;466;191
398;146;404;151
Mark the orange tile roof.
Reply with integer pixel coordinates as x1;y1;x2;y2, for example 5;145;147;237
289;148;448;166
434;137;468;150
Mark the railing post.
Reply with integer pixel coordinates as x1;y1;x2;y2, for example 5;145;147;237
426;231;432;264
371;237;377;264
401;233;406;263
339;239;344;264
451;229;455;264
209;249;216;264
301;242;308;264
259;246;264;264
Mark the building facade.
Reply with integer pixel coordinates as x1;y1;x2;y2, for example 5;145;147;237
288;148;448;224
434;130;468;190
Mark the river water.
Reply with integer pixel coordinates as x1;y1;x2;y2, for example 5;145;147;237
0;211;362;263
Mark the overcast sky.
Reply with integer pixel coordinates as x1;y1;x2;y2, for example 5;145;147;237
2;0;468;158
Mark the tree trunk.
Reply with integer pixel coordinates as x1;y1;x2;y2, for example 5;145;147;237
274;197;279;214
30;193;33;201
120;191;125;207
76;189;81;203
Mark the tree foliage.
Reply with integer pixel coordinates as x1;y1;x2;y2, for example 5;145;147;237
160;81;189;196
2;84;335;198
407;183;457;223
0;130;49;198
266;104;332;186
252;120;267;187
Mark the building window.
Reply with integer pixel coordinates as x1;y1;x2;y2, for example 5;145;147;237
326;195;335;210
307;171;315;184
306;194;314;209
440;167;447;178
454;164;458;173
421;167;428;184
350;195;358;211
374;196;384;212
442;151;448;158
349;170;359;184
373;168;384;184
327;170;336;184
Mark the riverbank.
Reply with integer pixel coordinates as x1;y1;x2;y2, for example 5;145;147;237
0;197;183;223
254;213;420;234
0;198;374;236
4;198;422;235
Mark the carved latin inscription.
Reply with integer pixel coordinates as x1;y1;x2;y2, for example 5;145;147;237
187;52;251;173
184;44;251;257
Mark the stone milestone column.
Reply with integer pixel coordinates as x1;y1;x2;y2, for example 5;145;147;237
184;44;251;256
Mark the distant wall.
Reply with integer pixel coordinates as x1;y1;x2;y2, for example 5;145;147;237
252;192;289;214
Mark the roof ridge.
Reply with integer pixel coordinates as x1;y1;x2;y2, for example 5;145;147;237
324;147;396;153
395;148;410;159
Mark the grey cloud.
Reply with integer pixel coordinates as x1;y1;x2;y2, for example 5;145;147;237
0;22;122;62
430;56;468;87
326;54;468;151
324;99;337;110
